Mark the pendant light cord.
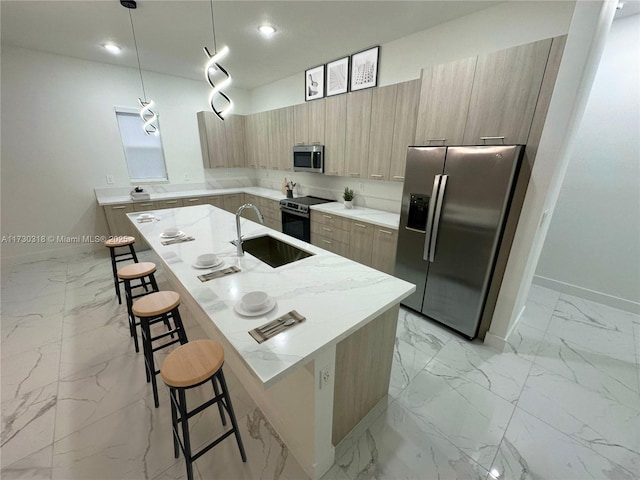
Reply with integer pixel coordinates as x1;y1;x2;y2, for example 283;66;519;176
209;0;217;53
128;9;147;102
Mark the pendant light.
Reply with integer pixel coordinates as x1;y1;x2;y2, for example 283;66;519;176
204;0;233;121
121;0;158;136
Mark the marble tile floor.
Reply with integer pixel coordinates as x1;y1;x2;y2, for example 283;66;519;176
1;251;639;480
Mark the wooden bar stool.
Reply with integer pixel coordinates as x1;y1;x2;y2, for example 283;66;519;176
117;262;159;353
105;236;141;304
161;339;246;480
133;291;188;408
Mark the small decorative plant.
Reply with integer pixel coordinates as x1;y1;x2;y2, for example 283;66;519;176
343;187;354;202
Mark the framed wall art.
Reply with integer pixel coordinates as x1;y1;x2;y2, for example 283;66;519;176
305;65;325;101
326;56;349;96
350;46;379;91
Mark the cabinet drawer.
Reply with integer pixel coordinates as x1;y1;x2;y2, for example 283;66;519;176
311;235;349;257
310;211;350;231
183;197;206;206
158;199;185;208
133;201;159;212
207;196;224;208
311;222;350;243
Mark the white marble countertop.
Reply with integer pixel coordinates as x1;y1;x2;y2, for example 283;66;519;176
96;186;286;206
310;203;400;229
127;205;414;388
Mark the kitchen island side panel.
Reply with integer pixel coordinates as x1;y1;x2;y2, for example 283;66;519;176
332;303;399;445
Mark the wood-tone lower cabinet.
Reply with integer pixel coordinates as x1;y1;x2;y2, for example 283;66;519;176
183;197;206;207
371;227;398;275
132;201;159;212
104;203;136;238
207;196;224;209
349;221;374;265
222;193;245;213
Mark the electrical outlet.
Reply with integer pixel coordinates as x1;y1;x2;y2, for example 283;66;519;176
319;365;331;390
106;175;115;185
183;173;190;181
358;182;364;193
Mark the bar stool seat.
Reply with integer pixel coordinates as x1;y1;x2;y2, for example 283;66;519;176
133;291;188;408
105;236;139;304
161;340;246;480
118;262;159;353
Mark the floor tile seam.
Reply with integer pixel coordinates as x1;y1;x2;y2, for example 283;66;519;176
59;310;130;342
508;404;637;477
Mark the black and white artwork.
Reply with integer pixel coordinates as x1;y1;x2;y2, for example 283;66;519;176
305;65;325;101
350;46;379;91
326;57;349;96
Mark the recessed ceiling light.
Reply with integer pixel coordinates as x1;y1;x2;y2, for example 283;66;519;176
258;25;276;36
103;43;122;54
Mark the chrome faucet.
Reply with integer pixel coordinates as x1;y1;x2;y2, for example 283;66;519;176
235;204;264;256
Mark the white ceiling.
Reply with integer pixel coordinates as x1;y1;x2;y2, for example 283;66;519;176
1;0;506;90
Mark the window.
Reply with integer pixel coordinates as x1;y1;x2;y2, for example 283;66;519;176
115;107;168;182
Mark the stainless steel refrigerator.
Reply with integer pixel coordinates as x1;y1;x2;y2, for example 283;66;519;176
395;145;524;339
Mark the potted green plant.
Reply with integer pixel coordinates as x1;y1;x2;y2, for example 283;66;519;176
343;187;354;209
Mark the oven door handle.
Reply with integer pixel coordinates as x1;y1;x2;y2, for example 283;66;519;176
280;206;309;218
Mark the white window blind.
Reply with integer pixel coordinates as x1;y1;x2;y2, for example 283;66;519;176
115;108;168;182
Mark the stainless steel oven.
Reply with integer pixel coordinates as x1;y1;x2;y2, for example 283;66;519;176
280;196;333;242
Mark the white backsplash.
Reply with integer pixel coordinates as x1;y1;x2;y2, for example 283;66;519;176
255;169;403;213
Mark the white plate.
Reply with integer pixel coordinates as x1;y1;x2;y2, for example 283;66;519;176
191;258;224;269
233;297;277;317
160;231;185;239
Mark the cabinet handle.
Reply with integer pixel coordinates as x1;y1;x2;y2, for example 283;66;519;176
187;199;199;202
323;215;333;219
312;142;321;145
322;227;332;232
139;203;153;207
348;173;360;177
379;229;393;235
354;223;367;228
295;142;304;146
112;206;128;210
480;136;505;143
327;171;339;175
322;239;332;244
165;201;178;204
370;174;383;178
427;138;446;144
393;176;404;180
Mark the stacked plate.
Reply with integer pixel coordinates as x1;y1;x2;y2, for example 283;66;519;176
192;253;224;269
234;291;277;317
160;228;185;239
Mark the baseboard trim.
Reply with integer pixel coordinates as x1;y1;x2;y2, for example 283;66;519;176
533;275;640;314
484;305;526;352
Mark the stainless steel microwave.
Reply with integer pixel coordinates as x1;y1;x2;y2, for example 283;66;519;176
293;145;324;173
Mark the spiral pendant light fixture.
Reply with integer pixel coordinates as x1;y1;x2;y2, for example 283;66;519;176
204;0;233;120
121;0;159;136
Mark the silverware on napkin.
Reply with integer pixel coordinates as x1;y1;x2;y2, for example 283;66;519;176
161;236;195;246
198;266;241;282
249;310;305;344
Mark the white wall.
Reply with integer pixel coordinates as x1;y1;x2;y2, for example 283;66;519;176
534;14;640;310
0;46;249;259
250;1;575;113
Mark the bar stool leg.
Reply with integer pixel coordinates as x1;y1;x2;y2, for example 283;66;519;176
170;387;180;458
217;369;247;462
109;248;122;304
212;378;227;426
178;389;194;480
140;316;160;408
123;279;140;353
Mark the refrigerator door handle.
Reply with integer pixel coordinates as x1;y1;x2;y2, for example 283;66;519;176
428;174;448;262
422;175;442;261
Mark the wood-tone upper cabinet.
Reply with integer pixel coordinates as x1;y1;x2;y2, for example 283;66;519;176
270;107;293;171
463;38;552;145
197;111;228;168
348;220;374;265
293;103;309;146
308;99;325;145
324;96;347;176
389;79;421;182
370;227;398;275
225;115;246;168
414;57;477;146
254;111;270;170
344;90;373;179
244;114;258;168
367;84;398;181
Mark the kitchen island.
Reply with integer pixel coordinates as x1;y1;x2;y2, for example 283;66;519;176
127;204;414;479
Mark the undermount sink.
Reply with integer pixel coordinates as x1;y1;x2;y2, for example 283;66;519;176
237;235;314;268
